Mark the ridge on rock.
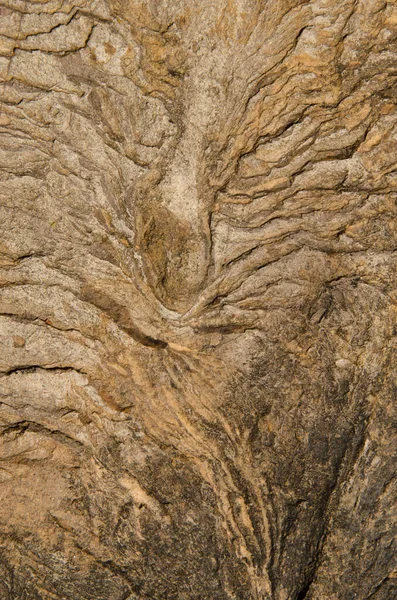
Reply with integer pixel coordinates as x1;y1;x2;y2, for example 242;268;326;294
0;1;396;599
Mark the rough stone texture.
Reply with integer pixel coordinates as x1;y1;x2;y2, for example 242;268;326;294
0;1;396;598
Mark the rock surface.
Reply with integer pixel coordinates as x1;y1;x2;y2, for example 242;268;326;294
0;1;396;598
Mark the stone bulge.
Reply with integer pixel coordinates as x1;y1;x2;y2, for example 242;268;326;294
0;1;396;599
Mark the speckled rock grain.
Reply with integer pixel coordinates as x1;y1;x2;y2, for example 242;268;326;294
0;1;396;599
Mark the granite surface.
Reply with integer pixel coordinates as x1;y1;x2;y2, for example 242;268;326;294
0;1;396;598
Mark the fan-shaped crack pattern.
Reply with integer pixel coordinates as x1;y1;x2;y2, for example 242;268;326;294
0;0;396;598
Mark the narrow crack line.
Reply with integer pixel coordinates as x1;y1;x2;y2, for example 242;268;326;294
364;575;392;600
0;312;99;344
10;19;98;57
0;365;87;377
0;419;86;450
120;324;168;349
0;6;80;42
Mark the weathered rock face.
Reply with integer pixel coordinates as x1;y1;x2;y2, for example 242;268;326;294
0;1;396;598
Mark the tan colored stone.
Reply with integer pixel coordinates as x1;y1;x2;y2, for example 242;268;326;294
0;1;395;599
